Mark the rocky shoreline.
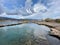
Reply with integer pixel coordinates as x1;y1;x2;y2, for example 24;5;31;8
49;28;60;39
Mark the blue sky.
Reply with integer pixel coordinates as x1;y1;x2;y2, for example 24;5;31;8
0;0;60;19
2;0;50;9
3;0;26;9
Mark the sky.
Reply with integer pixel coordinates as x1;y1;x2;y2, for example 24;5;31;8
0;0;60;19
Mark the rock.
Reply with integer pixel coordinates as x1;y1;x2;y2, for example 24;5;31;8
49;28;60;39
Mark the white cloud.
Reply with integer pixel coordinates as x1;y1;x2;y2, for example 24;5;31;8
42;0;60;19
33;3;47;13
25;0;60;19
0;0;60;19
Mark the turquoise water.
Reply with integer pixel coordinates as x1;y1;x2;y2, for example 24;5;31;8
0;23;50;45
0;23;60;45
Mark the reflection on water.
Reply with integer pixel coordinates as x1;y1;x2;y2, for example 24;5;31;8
0;23;50;45
0;23;59;45
46;35;60;45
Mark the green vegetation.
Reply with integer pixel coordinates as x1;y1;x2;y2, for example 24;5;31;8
44;18;54;22
44;18;60;23
55;19;60;23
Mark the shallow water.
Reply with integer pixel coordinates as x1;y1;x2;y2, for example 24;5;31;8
0;23;60;45
47;35;60;45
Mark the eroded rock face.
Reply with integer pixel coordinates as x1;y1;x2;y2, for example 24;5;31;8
0;23;49;45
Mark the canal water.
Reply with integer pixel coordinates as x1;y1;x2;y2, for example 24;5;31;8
0;23;60;45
